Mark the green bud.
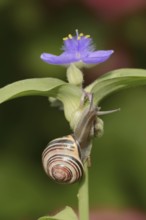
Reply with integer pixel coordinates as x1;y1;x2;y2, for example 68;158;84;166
95;117;104;137
66;63;84;86
48;97;63;109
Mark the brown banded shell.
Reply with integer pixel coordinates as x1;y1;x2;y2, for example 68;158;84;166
42;135;84;184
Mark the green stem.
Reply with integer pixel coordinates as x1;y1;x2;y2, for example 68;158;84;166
78;161;89;220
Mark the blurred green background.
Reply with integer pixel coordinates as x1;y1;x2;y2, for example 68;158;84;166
0;0;146;220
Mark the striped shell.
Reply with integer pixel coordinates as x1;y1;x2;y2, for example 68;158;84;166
42;135;84;184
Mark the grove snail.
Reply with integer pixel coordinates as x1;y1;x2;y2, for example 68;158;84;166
42;92;119;184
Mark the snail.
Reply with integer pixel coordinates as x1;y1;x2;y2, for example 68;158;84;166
42;135;84;184
42;92;119;184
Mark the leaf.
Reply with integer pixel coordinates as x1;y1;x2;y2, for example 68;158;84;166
57;84;82;122
0;78;66;103
0;78;82;123
38;206;78;220
85;68;146;104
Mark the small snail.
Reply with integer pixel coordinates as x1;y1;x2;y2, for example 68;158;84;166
42;92;119;184
42;135;84;184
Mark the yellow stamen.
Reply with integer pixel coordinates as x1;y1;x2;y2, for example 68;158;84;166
85;35;90;38
63;37;68;40
68;34;73;39
79;33;84;36
77;36;81;40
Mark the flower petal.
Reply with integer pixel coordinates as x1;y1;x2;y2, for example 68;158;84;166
82;50;114;64
40;52;79;65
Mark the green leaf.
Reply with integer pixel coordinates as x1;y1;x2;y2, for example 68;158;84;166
0;78;82;123
85;68;146;104
57;84;82;122
38;206;78;220
0;78;66;103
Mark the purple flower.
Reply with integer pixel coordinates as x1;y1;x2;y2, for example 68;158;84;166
40;30;114;67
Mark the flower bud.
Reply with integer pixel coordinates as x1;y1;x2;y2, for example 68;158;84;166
95;117;104;137
66;63;84;86
49;97;63;110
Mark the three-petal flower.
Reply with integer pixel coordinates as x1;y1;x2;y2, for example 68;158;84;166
40;30;114;67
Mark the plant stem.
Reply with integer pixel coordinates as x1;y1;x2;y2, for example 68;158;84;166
78;161;89;220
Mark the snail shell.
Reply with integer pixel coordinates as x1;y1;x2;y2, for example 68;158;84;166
42;135;84;184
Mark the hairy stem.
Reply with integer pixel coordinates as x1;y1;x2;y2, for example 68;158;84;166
78;161;89;220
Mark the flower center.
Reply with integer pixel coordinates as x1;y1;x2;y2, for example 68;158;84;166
62;30;93;54
63;31;90;41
